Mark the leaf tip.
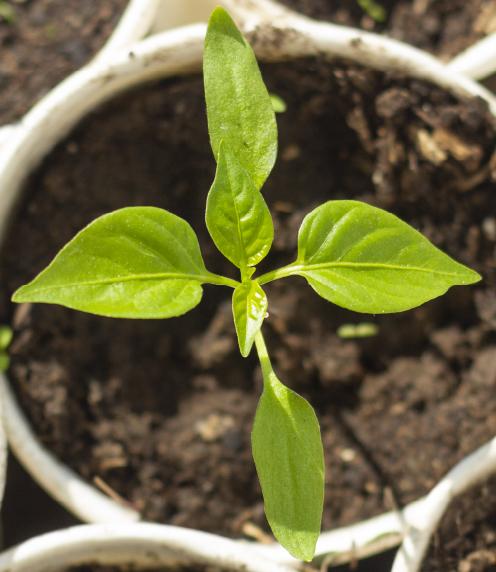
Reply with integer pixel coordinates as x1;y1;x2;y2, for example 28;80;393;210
207;5;225;25
275;530;318;562
296;543;318;563
466;268;482;285
11;286;28;304
207;5;240;37
239;342;251;358
301;548;317;563
452;264;482;288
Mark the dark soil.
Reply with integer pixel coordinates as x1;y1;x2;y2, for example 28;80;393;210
0;0;127;125
422;476;496;572
1;58;496;545
278;0;496;60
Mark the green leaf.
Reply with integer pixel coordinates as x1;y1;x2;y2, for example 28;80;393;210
12;207;216;319
233;281;267;357
204;7;277;189
292;200;481;314
0;326;13;351
252;367;324;561
206;144;273;271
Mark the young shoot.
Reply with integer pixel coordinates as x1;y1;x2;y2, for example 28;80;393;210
12;7;481;562
0;1;16;25
337;322;379;339
270;93;287;114
357;0;387;23
0;325;13;372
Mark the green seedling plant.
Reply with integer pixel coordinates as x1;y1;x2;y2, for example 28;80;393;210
270;93;287;114
12;7;481;562
0;325;12;372
0;1;15;24
337;322;378;339
357;0;387;23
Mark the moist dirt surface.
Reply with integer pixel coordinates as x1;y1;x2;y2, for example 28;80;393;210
278;0;496;59
421;476;496;572
1;58;496;546
0;0;127;125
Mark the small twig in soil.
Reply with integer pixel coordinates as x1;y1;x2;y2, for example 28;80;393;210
241;522;274;544
93;475;135;509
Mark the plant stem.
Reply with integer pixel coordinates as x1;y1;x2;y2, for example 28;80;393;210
256;264;298;286
205;273;240;289
254;330;274;382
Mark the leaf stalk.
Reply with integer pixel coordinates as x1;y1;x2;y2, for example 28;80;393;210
205;273;240;289
254;330;275;383
256;264;298;286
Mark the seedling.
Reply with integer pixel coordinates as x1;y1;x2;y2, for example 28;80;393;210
0;1;15;25
270;93;287;114
337;322;378;339
0;325;13;372
12;7;480;562
357;0;387;23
